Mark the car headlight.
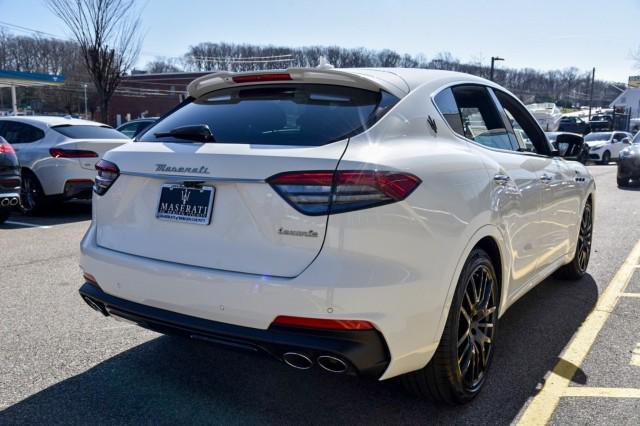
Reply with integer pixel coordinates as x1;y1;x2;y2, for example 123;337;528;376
590;144;604;151
620;149;632;158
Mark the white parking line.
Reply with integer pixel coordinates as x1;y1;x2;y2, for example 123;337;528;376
4;220;52;229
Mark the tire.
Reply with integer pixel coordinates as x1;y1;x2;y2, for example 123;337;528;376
618;177;629;187
600;151;611;165
402;248;499;404
20;171;53;215
0;209;9;224
555;201;592;280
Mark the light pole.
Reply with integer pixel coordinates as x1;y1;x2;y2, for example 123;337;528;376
82;83;88;119
490;56;504;81
588;67;595;121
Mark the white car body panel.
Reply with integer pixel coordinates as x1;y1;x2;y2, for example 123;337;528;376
0;116;129;196
80;68;595;380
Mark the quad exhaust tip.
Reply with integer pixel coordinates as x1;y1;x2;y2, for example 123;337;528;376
282;352;313;370
317;355;348;373
0;197;18;207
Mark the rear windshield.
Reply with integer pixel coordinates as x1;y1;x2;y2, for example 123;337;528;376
138;84;398;146
52;125;129;140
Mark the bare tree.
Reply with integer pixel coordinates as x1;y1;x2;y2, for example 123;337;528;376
47;0;143;123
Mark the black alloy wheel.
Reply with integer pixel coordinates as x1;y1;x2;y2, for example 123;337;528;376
576;202;593;274
402;248;499;404
457;264;497;391
555;201;593;280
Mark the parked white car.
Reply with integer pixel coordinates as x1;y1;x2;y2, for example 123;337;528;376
584;131;632;164
0;116;130;212
79;68;595;404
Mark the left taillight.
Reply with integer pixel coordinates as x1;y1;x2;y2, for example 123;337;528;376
267;170;421;215
0;142;15;154
94;159;119;195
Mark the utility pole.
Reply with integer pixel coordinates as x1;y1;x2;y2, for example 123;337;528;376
82;83;88;119
588;67;595;121
490;56;504;81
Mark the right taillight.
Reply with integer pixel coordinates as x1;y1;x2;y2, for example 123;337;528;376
267;170;421;215
94;159;119;195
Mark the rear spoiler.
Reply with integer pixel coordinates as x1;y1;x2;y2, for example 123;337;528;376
187;68;409;99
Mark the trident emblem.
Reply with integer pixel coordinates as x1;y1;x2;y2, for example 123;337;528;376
180;189;191;204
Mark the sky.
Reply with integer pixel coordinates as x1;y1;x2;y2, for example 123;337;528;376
1;0;639;82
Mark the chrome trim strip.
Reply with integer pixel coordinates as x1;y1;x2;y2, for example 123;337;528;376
120;170;265;183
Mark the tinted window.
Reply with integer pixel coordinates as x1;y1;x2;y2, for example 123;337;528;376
494;90;550;155
0;120;45;144
139;84;398;146
446;85;516;151
433;88;464;134
52;125;129;140
117;122;141;138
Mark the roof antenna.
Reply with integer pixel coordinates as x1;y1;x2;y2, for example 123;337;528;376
317;56;334;70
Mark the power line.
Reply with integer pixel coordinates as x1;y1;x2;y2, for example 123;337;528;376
0;21;66;40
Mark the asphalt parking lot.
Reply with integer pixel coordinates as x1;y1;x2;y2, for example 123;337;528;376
1;164;639;425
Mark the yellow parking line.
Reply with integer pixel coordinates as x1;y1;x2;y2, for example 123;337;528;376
620;293;640;298
517;238;640;426
631;343;640;367
563;387;640;398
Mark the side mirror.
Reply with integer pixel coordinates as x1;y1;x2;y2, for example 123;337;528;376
554;133;585;159
623;138;631;144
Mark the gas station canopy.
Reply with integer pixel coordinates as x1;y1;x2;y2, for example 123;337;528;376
0;69;65;115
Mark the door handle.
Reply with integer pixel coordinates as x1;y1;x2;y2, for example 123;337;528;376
493;174;511;185
540;173;553;183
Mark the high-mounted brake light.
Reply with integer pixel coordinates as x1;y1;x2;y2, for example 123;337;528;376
272;315;374;330
232;73;292;84
50;147;98;158
94;159;119;195
0;142;15;154
267;170;421;215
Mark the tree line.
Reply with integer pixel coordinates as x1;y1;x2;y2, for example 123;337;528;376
0;33;624;117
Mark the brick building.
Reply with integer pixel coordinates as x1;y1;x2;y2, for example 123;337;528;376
109;71;208;126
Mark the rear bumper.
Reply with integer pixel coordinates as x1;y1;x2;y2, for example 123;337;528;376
79;281;390;378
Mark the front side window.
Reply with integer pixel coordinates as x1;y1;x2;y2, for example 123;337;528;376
139;84;399;146
493;90;551;155
440;85;515;151
0;121;44;144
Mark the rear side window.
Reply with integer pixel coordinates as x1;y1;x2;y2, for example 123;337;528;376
52;125;129;140
0;120;45;144
139;84;398;146
435;85;516;151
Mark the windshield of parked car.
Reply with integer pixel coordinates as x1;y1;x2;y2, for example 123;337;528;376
52;125;130;140
139;84;398;146
584;132;611;142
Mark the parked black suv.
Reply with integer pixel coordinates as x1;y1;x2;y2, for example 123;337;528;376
558;116;588;134
0;136;21;223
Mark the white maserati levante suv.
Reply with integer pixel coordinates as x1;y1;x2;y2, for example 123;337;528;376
79;68;595;404
0;116;130;213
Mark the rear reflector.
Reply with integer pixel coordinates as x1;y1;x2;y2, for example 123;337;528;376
268;170;421;215
272;315;374;330
0;178;20;187
50;148;98;158
232;73;292;83
94;159;120;195
0;142;15;154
